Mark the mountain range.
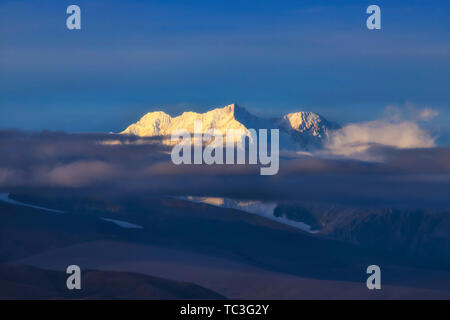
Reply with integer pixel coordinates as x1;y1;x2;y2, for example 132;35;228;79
121;103;340;149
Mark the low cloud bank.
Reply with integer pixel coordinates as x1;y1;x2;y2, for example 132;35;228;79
0;129;449;207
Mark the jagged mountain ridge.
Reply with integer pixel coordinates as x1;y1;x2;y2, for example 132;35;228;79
121;103;339;149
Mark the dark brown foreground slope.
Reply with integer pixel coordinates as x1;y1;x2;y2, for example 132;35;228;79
0;264;225;300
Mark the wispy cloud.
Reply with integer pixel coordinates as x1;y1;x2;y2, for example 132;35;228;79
324;120;435;160
418;108;439;121
323;104;438;161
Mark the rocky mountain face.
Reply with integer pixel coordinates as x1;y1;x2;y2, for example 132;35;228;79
277;112;340;148
121;103;339;149
272;202;450;269
320;207;450;269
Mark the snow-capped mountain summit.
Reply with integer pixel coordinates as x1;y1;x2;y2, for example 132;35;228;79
277;111;340;148
121;104;247;137
121;103;338;149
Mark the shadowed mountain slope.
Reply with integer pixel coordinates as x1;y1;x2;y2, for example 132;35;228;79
0;264;225;300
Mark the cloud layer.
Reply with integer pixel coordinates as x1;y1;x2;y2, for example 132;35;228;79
0;130;449;208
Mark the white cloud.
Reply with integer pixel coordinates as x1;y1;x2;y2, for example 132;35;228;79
418;108;439;121
383;102;439;122
324;120;435;161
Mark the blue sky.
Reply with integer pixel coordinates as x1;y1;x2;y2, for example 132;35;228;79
0;0;449;140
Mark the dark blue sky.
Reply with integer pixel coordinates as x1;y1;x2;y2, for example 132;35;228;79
0;0;449;138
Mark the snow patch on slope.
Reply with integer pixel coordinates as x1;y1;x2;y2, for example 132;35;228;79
0;193;143;230
0;193;65;214
181;196;318;233
101;218;143;229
